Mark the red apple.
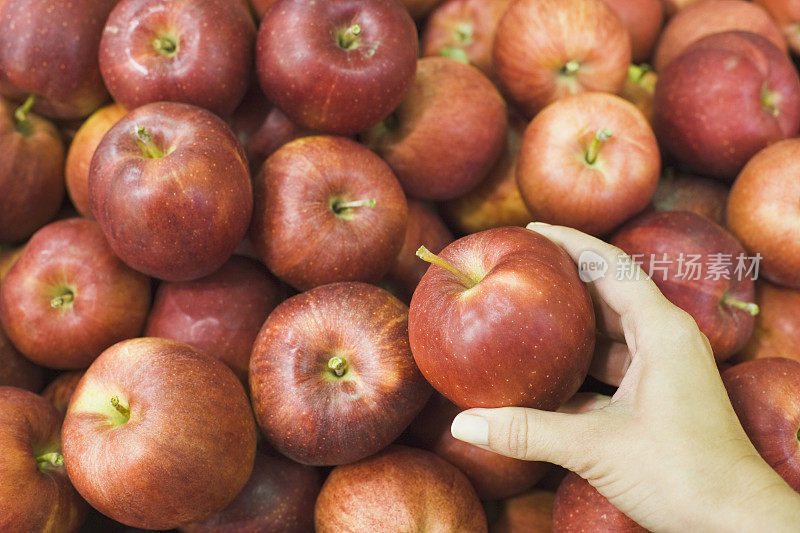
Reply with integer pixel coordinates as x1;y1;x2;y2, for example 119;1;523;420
611;210;757;361
517;92;660;236
89;102;253;282
42;371;84;416
722;358;800;492
0;386;87;532
660;0;700;17
256;0;418;135
400;0;446;18
145;255;284;384
63;338;257;530
493;0;631;118
738;282;800;364
0;245;23;281
491;490;555;533
0;219;151;369
250;0;278;19
363;57;507;200
600;0;664;63
755;0;800;55
620;65;658;127
315;446;487;532
0;326;42;392
653;0;787;71
65;103;127;219
553;473;645;532
0;96;65;243
654;31;800;181
99;0;255;117
726;138;800;289
651;170;729;226
409;226;595;409
250;135;407;290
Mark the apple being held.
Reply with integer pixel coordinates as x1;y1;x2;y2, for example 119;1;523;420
553;473;646;532
755;0;800;55
0;326;43;392
738;282;800;364
651;170;729;226
409;226;595;409
42;371;84;416
600;0;664;63
491;490;556;533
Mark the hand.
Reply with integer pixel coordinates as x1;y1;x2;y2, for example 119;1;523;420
450;223;800;532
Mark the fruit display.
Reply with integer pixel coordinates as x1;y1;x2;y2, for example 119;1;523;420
1;0;799;530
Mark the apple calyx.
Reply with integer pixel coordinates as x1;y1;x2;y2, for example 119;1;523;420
36;452;64;470
585;128;613;166
331;198;376;218
560;60;580;76
760;84;780;117
327;356;349;378
440;47;470;65
133;126;165;159
416;245;478;289
721;293;760;316
110;395;131;422
153;34;179;57
50;289;75;309
337;24;362;50
13;94;36;136
453;23;473;45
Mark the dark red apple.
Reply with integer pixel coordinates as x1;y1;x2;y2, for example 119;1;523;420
256;0;418;135
0;386;87;532
0;326;42;392
409;226;595;409
363;57;507;200
722;358;800;492
63;338;257;530
315;445;487;532
600;0;664;63
89;102;253;282
491;490;555;533
145;255;284;384
738;282;800;364
250;135;407;291
620;65;658;127
651;170;729;226
654;31;800;180
611;210;757;360
250;0;278;19
755;0;800;55
250;282;431;465
99;0;255;117
517;92;660;235
0;96;65;243
553;473;646;532
0;219;151;369
493;0;631;117
42;371;84;416
400;0;446;18
726;138;800;289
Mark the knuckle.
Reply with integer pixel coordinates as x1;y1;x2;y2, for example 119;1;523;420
498;409;531;459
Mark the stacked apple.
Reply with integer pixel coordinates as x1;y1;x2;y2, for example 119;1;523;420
1;0;800;530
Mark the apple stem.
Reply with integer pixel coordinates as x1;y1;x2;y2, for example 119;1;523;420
337;24;362;49
50;290;74;309
332;198;375;214
454;23;473;45
328;356;348;377
153;35;178;56
561;60;580;76
761;84;780;117
36;452;64;469
133;126;164;159
628;64;651;84
110;395;131;420
440;46;470;65
722;294;760;316
13;94;36;135
416;245;477;289
585;128;613;165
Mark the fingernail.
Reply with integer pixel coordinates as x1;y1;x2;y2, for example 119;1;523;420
526;222;551;230
451;413;489;445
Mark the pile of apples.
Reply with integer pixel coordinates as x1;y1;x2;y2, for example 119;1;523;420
1;0;800;531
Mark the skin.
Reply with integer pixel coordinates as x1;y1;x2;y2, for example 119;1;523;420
315;446;487;532
601;0;664;63
755;0;800;55
726;138;800;289
89;102;253;282
250;282;432;465
363;57;507;201
0;97;65;243
491;490;555;533
0;218;152;369
517;92;660;236
256;0;418;135
493;0;631;118
651;170;728;226
553;473;645;531
0;326;43;392
738;282;800;363
42;371;84;416
63;338;257;530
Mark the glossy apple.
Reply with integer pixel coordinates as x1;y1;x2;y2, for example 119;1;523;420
0;326;42;392
620;65;658;127
63;338;257;530
653;0;787;71
89;102;252;282
493;0;631;117
755;0;800;55
251;136;407;290
256;0;417;135
738;282;800;363
145;255;284;384
363;57;507;200
726;139;800;289
42;371;84;416
517;92;660;235
491;490;555;533
601;0;664;63
0;387;87;532
410;226;595;409
315;446;487;532
0;96;65;243
65;104;127;219
651;170;728;225
723;358;800;492
611;210;757;360
0;219;151;369
654;31;800;181
553;473;645;532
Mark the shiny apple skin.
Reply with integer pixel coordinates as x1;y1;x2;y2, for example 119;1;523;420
65;104;127;220
653;0;787;71
42;371;84;416
553;473;646;532
409;226;595;410
491;490;555;533
726;139;800;289
0;219;152;369
517;92;660;236
0;0;116;120
723;358;800;492
651;171;728;226
63;338;257;530
251;136;407;291
493;0;631;118
0;387;87;533
601;0;664;62
0;97;65;243
145;255;284;384
256;0;418;135
738;282;800;364
100;0;255;117
250;282;432;465
755;0;800;55
89;102;252;282
0;326;43;392
611;211;755;360
363;57;507;200
315;446;487;533
654;31;800;181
